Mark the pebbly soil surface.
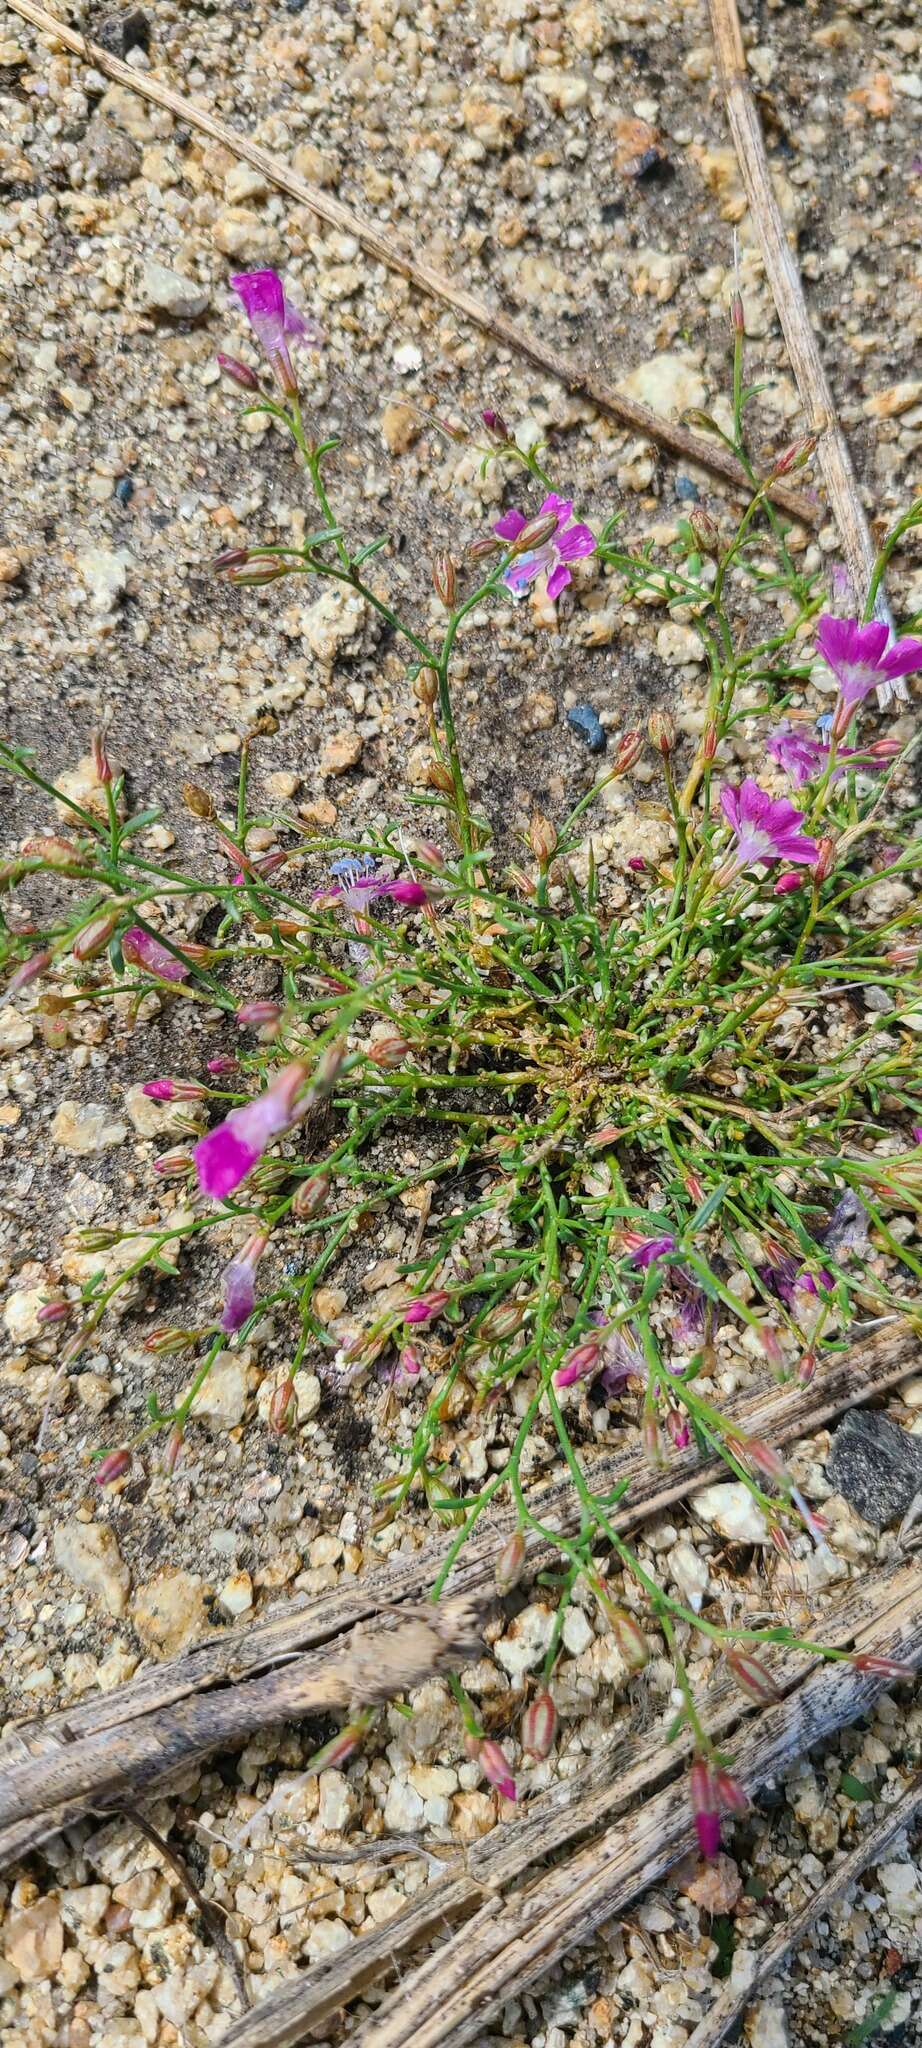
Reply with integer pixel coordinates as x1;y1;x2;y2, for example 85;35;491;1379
1;0;922;2044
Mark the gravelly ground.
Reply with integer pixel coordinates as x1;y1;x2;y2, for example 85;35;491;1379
1;0;922;2043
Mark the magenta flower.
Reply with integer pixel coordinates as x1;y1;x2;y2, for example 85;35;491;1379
122;927;192;982
766;722;827;788
719;779;818;874
404;1289;449;1326
467;1736;517;1802
690;1760;720;1860
622;1229;677;1269
759;1252;833;1310
816;614;922;733
912;1127;922;1145
553;1338;602;1389
194;1060;308;1200
230;270;321;398
220;1231;269;1333
493;493;596;601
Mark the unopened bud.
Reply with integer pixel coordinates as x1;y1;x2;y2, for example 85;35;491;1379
702;722;718;761
466;534;502;561
510;510;559;554
7;950;52;995
586;1123;622;1149
714;1767;748;1816
309;1715;371;1773
216;352;261;390
368;1033;411;1069
774;870;804;896
428;762;455;793
521;1690;557;1759
690;1759;721;1859
293;1172;330;1220
164;1424;184;1474
94;1447;132;1487
648;709;676;757
797;1349;817;1384
142;1076;208;1102
482;1300;527;1341
413;667;439;707
725;1646;781;1704
405;1289;450;1326
729;292;745;336
236;1000;282;1031
91;730;113;785
612;728;644;775
182;781;216;820
851;1652;916;1678
143;1326;201;1356
739;1437;787;1480
212;546;250;572
666;1407;691;1450
432;552;457;607
528;814;557;865
468;1736;517;1800
228;560;287;587
153;1147;195;1179
399;1345;421;1378
604;1602;650;1672
73;911;121;962
554;1339;601;1388
481;407;510;443
769;435;817;480
642;1413;664;1466
308;1040;346;1101
813;836;835;883
496;1529;526;1594
37;1297;71;1326
689;506;720;554
759;1324;784;1369
270;1375;297;1434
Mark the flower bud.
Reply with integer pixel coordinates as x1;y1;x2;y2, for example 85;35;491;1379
143;1326;203;1355
309;1716;370;1773
725;1646;781;1704
769;434;818;480
368;1033;411;1069
613;728;644;774
216;352;261;390
91;730;113;785
404;1289;450;1326
642;1413;664;1466
606;1604;650;1672
714;1767;748;1816
182;781;216;820
553;1339;600;1389
153;1147;195;1179
509;511;559;554
143;1077;208;1102
666;1407;690;1451
528;814;557;865
212;546;251;572
521;1690;557;1760
228;560;288;587
432;552;457;607
206;1055;238;1076
399;1345;421;1378
466;534;502;561
481;408;510;443
774;870;805;896
7;950;52;995
428;762;455;793
413;668;439;707
728;292;745;336
586;1123;622;1149
94;1447;132;1487
164;1424;184;1474
482;1300;527;1341
758;1324;783;1369
813;836;836;883
648;709;676;757
797;1349;816;1384
690;507;720;554
73;912;122;961
469;1736;517;1801
270;1375;297;1434
851;1653;916;1678
236;1000;282;1031
690;1759;720;1859
293;1172;330;1220
37;1297;71;1326
702;722;718;762
496;1529;526;1594
308;1039;347;1102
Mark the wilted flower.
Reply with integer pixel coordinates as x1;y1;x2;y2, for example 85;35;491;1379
766;721;827;788
719;779;819;874
622;1229;677;1269
6;950;51;995
821;1190;869;1256
816;614;922;731
230;269;321;398
220;1231;269;1333
122;926;192;982
194;1061;309;1200
689;1759;720;1860
493;493;595;601
466;1735;517;1800
759;1250;833;1310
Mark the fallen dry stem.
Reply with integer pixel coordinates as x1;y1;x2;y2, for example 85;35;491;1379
10;0;817;526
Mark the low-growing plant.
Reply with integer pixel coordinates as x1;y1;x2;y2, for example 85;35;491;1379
4;268;922;1854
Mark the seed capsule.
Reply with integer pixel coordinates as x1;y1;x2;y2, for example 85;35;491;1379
521;1690;557;1760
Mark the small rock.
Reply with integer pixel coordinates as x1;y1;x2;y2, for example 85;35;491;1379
749;2001;790;2048
78;114;141;188
668;1539;709;1612
827;1410;922;1528
384;1777;425;1832
224;162;269;205
191;1353;248;1430
0;546;26;584
301;587;366;665
77;547;132;616
320;730;364;777
657;621;705;665
682;1852;742;1913
132;1568;211;1658
863;379;922;420
140;258;210;321
878;1860;922;1925
3;1284;46;1343
213;209;283;265
317;1768;357;1833
0;1005;34;1050
52;1101;128;1154
381;401;420;455
462;92;519;151
54;1519;130;1618
617;352;707;419
693;1482;770;1544
567;704;606;752
123;1081;202;1139
218;1569;253;1618
494;1602;555;1677
3;1899;63;1984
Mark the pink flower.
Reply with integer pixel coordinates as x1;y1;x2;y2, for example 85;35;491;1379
554;1338;602;1388
689;1760;721;1860
230;270;321;397
467;1736;517;1801
493;493;596;601
816;614;922;733
766;721;827;788
122;926;191;982
220;1231;269;1333
194;1061;309;1200
142;1077;207;1102
404;1289;450;1326
719;779;818;873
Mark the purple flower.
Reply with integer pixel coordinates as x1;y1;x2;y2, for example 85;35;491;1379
194;1061;308;1200
622;1229;677;1269
719;779;819;873
816;614;922;732
672;1271;706;1346
600;1326;643;1397
766;722;828;788
230;270;321;398
220;1232;269;1333
493;493;596;602
121;926;192;982
759;1253;833;1310
912;1127;922;1145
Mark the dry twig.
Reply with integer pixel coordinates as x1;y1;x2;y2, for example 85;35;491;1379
707;0;885;612
8;0;817;526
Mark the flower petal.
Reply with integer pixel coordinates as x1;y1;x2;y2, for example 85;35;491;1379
493;507;526;542
555;521;597;563
880;635;922;680
545;561;572;600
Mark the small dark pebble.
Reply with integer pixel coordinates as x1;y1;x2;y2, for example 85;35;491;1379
633;148;674;185
567;704;606;754
122;8;151;52
826;1409;922;1529
114;475;135;505
675;476;700;503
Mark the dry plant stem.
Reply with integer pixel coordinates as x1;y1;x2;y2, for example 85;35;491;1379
11;0;815;526
707;0;885;614
1;1323;912;1822
685;1771;922;2048
0;1597;483;1867
218;1560;922;2048
119;1802;251;2013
